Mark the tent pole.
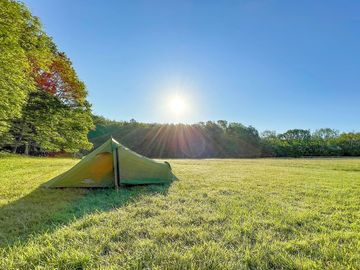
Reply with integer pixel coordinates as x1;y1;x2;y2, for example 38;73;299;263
115;147;121;188
112;139;119;190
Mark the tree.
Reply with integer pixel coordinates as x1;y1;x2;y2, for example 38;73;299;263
34;52;87;104
217;120;228;131
279;129;311;141
0;0;34;137
261;130;277;140
9;52;94;154
10;91;93;154
0;0;93;154
336;133;360;156
0;0;54;131
310;128;340;156
313;128;339;140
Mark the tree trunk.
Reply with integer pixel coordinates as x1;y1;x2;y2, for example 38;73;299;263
12;120;25;154
24;142;29;155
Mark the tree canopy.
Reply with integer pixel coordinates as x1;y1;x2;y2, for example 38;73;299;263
89;116;360;158
0;0;93;154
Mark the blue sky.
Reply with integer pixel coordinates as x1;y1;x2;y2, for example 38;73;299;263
23;0;360;132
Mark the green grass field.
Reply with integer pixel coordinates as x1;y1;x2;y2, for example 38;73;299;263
0;155;359;269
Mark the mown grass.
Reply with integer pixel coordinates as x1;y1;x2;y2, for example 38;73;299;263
0;155;359;269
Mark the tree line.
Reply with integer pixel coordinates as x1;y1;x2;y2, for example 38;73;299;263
0;0;93;155
90;116;360;158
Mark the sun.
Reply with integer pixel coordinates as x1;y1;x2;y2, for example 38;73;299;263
168;95;186;115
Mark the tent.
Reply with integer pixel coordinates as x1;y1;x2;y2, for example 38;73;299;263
45;138;174;188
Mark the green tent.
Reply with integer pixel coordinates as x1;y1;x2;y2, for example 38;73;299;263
46;138;174;188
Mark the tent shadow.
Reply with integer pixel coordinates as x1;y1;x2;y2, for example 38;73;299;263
0;182;172;249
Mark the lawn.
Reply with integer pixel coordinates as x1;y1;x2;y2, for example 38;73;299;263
0;155;359;269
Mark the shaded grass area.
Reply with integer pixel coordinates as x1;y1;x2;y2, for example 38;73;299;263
0;155;169;248
0;156;360;269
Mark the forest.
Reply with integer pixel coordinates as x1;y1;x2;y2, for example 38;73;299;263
89;116;360;158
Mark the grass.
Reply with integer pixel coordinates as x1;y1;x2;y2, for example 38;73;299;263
0;155;359;269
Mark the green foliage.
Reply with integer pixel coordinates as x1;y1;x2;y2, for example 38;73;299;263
262;129;360;157
89;118;262;158
0;0;34;134
0;0;93;154
336;132;360;156
9;91;93;153
90;117;360;158
0;0;54;133
0;156;359;269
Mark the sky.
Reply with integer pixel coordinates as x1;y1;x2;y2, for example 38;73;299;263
23;0;360;132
